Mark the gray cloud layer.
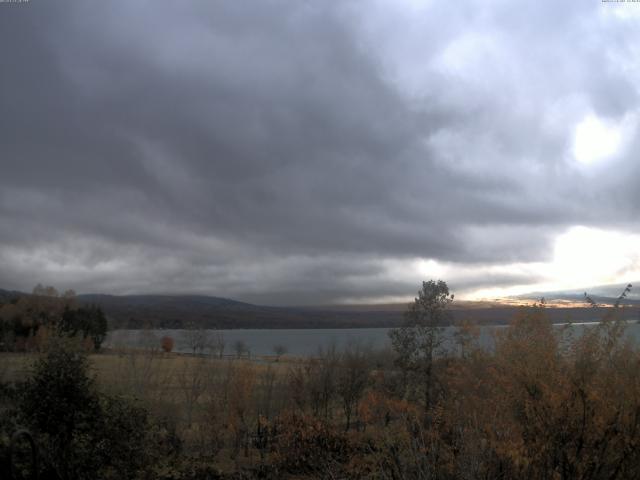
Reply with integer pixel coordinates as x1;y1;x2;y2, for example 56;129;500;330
1;1;639;304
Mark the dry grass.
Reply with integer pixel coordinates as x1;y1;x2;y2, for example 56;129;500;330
0;350;292;381
0;349;302;469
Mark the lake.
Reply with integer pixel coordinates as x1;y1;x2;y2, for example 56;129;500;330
105;321;640;357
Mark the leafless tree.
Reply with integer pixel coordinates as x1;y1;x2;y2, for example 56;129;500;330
257;365;277;420
212;331;225;358
273;344;287;361
337;343;370;430
177;355;209;427
234;339;248;359
306;345;339;419
184;323;212;355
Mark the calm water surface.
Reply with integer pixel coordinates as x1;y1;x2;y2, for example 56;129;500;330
105;322;640;357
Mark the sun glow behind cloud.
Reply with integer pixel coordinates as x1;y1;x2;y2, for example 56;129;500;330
467;226;640;300
572;110;639;167
573;114;623;165
4;1;640;305
340;226;640;304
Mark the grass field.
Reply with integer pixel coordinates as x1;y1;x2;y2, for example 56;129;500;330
1;350;294;382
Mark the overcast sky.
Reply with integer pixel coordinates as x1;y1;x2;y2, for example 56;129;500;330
1;0;640;305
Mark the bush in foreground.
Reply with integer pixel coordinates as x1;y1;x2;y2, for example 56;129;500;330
18;339;152;479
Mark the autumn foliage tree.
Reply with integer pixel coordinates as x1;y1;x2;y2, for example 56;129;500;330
0;286;107;352
160;336;174;353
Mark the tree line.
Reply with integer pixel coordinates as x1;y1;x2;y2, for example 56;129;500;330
0;285;108;352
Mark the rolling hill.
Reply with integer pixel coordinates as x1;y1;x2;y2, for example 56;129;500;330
2;287;639;329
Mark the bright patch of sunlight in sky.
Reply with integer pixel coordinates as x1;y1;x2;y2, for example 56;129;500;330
467;226;640;300
550;226;636;286
573;114;623;165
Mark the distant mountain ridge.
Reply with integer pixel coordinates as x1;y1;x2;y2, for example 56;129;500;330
2;288;639;329
514;281;640;306
75;293;406;329
78;293;257;309
63;295;640;329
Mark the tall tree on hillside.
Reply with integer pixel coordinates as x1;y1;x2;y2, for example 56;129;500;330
389;280;453;421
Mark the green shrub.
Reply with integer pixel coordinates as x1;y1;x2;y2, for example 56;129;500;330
18;340;152;479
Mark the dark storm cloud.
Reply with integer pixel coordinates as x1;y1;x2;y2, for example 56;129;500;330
1;0;639;303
